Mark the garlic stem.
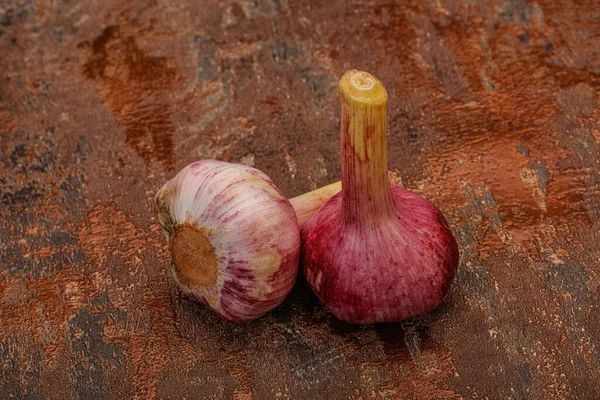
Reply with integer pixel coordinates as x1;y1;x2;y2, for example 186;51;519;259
339;70;394;225
290;181;342;229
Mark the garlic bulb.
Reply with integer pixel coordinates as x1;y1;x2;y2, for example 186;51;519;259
155;160;340;322
301;71;459;324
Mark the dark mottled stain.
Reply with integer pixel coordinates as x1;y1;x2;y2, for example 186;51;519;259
156;358;236;399
75;135;93;162
517;363;533;387
0;10;13;27
1;237;85;278
236;0;288;19
285;332;317;380
545;42;555;53
270;40;298;64
499;0;534;26
9;144;27;167
288;345;341;388
518;31;530;43
8;128;57;175
82;25;180;169
455;265;494;303
59;169;86;201
70;309;126;399
294;66;334;103
390;111;419;143
0;340;43;398
547;259;590;306
0;340;22;398
1;184;44;206
255;0;287;15
0;126;87;278
193;35;218;82
531;161;550;196
50;231;78;247
517;138;530;157
401;321;423;364
90;291;110;308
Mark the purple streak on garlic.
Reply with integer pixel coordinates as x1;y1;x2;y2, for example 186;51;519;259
301;70;459;324
155;160;300;322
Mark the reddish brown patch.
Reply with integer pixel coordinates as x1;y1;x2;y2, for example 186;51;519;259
82;25;181;169
76;204;176;398
0;112;15;162
226;351;254;400
386;11;598;256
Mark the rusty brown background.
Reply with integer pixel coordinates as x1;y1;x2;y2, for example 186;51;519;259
1;0;599;398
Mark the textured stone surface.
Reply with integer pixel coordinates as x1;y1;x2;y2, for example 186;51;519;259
1;0;599;398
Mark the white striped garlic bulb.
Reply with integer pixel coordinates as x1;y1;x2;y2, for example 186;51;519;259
154;160;339;322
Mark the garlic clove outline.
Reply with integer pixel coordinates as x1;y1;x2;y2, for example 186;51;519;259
155;160;340;322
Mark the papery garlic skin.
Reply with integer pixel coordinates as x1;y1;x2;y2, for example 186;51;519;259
302;186;459;324
155;160;300;322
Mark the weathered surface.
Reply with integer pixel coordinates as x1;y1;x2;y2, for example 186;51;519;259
1;0;599;398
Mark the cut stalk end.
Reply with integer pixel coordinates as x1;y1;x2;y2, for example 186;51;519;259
339;70;388;107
